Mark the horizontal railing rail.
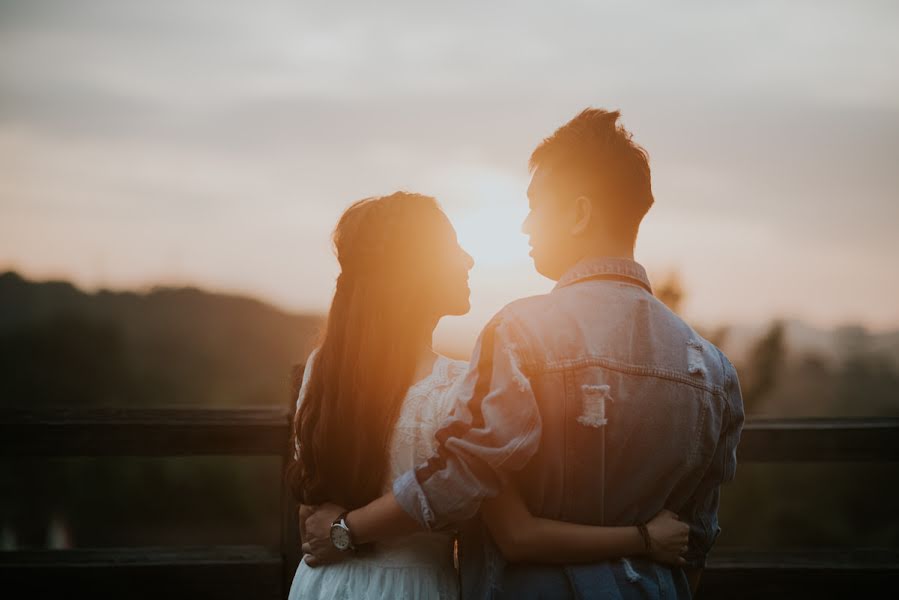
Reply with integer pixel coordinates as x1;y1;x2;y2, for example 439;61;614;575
0;546;283;599
0;407;291;456
701;549;899;599
738;417;899;462
3;409;897;460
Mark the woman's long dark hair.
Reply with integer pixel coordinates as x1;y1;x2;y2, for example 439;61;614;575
290;192;449;510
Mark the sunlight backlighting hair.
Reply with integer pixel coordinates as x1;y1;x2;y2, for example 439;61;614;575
291;192;450;510
529;108;654;243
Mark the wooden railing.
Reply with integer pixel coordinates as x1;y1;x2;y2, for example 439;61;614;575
1;409;897;598
702;417;899;598
0;406;298;599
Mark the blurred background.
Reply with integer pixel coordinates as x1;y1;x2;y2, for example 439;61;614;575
1;0;897;555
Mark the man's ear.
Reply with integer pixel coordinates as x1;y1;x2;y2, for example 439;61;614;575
570;196;593;236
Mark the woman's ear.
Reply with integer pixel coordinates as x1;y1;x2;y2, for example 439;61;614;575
570;196;593;236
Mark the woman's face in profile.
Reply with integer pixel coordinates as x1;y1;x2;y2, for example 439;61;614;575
421;212;474;319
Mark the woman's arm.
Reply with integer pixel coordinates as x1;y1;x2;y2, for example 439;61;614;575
481;484;687;565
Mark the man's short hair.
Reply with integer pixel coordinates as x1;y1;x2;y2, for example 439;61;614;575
530;108;654;240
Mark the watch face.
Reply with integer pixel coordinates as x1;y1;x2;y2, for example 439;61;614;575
330;524;351;551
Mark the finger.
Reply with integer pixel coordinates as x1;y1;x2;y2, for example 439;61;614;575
298;512;308;540
304;555;320;568
301;542;312;555
298;505;312;539
303;505;321;523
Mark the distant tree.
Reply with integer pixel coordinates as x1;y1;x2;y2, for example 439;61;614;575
741;320;786;414
655;272;684;314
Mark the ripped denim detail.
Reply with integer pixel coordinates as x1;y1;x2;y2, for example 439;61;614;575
578;384;613;428
687;339;708;377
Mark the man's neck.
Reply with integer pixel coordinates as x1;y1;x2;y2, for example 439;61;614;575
573;246;635;265
571;232;636;264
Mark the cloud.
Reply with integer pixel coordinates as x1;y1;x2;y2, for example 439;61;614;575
1;0;898;333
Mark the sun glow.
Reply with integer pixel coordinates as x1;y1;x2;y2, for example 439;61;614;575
439;168;532;268
429;167;553;355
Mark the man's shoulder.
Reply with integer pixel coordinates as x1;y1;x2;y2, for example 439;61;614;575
643;297;738;385
687;328;739;391
705;340;740;392
490;293;555;329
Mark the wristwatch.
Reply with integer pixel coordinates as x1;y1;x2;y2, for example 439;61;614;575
329;511;355;552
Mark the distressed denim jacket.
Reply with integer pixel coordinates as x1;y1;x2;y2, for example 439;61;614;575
393;256;745;599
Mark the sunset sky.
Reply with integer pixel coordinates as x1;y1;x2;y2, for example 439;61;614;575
2;0;898;350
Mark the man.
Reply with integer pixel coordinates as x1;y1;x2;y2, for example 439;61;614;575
303;108;744;598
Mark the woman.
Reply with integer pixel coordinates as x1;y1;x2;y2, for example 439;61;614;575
288;192;688;599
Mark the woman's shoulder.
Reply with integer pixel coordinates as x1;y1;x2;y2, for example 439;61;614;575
447;357;469;379
431;355;469;409
436;354;469;382
296;347;320;411
306;346;320;365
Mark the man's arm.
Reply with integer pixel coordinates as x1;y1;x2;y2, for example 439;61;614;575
303;311;541;559
680;353;744;573
391;313;541;530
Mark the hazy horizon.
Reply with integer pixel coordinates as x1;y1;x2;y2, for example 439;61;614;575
3;0;898;350
4;267;897;364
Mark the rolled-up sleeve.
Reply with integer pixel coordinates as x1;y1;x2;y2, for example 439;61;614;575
682;353;745;567
393;311;541;530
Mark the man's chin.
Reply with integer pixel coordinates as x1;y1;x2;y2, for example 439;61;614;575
531;256;563;282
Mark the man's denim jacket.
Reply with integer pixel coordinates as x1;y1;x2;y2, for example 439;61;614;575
393;257;745;599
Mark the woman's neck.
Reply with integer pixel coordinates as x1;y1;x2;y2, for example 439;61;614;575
409;328;439;384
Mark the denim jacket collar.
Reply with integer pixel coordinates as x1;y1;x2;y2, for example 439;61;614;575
554;255;653;294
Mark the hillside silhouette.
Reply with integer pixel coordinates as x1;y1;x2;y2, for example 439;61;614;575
0;271;323;408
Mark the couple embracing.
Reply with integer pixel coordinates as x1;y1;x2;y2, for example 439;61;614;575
288;108;744;600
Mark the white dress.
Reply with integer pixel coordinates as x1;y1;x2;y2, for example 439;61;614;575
288;350;468;600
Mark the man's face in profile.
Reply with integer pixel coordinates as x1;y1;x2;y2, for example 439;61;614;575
522;166;579;281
